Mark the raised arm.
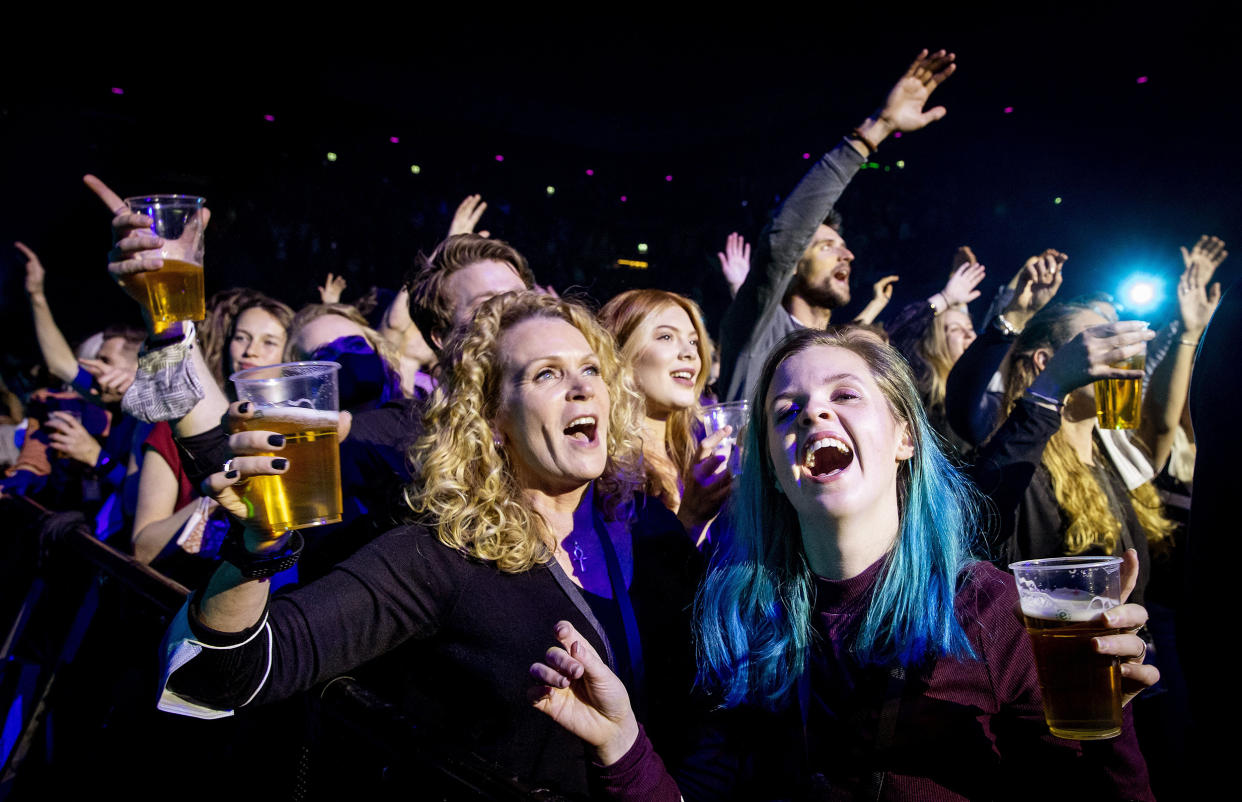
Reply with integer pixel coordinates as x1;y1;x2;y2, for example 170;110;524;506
1138;238;1225;469
17;242;79;384
83;174;230;439
852;275;900;325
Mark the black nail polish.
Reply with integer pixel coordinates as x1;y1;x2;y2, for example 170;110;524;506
238;402;250;414
272;458;288;470
225;470;239;480
268;434;285;447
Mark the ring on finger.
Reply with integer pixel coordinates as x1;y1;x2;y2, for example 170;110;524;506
222;459;236;475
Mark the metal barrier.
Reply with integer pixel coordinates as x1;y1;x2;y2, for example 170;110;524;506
0;496;576;801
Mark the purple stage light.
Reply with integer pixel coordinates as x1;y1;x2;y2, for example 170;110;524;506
893;132;902;138
263;114;275;121
1003;106;1014;114
586;169;594;176
390;136;399;143
802;152;811;159
1137;76;1148;84
111;87;124;95
664;175;672;182
495;154;504;162
620;195;627;202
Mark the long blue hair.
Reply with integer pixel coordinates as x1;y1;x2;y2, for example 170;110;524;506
695;327;979;709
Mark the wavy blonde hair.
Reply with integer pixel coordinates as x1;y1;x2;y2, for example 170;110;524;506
999;303;1174;554
914;308;960;417
598;290;711;508
407;291;645;574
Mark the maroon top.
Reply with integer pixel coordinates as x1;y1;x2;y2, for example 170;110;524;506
144;421;194;510
597;560;1153;801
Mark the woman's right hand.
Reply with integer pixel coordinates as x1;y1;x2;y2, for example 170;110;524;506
83;174;211;279
530;621;640;766
1028;321;1154;401
677;427;734;533
200;401;291;550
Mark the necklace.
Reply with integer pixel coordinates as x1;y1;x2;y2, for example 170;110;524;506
570;537;587;572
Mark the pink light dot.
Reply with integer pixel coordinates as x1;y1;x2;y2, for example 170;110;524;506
620;195;627;202
1003;106;1014;114
494;154;504;162
664;175;673;182
389;136;399;144
111;87;124;95
802;152;811;159
1136;76;1148;84
585;169;594;176
893;132;902;138
263;114;275;122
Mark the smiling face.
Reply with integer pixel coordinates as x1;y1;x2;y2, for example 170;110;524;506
229;306;288;374
630;304;703;419
494;316;611;497
793;224;855;308
765;344;913;534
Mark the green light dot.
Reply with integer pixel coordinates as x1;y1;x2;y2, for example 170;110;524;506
867;162;879;170
637;243;649;253
410;164;421;174
546;186;555;195
326;152;338;162
1054;197;1063;205
884;165;891;172
896;160;905;169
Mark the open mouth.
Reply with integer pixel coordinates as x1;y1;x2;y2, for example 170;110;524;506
564;415;598;444
832;267;850;283
804;434;853;479
670;370;696;385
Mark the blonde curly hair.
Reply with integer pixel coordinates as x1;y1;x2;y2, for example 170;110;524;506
407;291;645;574
999;303;1174;554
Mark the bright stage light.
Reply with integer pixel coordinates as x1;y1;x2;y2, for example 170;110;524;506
1117;273;1164;314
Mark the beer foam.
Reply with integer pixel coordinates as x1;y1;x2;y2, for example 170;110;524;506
252;406;340;426
1018;585;1118;622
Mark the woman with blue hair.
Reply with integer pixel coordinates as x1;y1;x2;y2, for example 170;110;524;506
531;326;1157;800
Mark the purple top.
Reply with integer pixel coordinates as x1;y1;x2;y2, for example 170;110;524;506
597;560;1153;800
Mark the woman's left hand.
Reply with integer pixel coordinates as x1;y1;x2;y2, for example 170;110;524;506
677;427;734;532
1093;549;1160;706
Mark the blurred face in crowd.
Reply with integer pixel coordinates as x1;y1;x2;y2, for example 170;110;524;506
630;304;702;419
230;306;288;375
941;308;976;364
443;260;527;333
494;317;611;497
95;335;140;403
292;313;368;359
793;224;855;309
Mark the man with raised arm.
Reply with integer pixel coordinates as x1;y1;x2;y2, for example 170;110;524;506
718;50;956;403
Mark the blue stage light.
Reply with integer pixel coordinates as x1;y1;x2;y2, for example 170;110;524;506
1117;274;1164;314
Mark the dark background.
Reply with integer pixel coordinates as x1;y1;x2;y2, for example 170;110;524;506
2;14;1238;382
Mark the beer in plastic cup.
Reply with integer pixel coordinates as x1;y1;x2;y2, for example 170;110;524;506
1009;556;1124;740
231;362;342;534
698;400;749;477
1094;353;1144;430
119;195;207;334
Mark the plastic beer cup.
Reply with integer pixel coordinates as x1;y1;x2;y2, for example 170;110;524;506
1009;556;1125;740
1094;352;1145;430
118;195;208;334
230;362;343;534
698;400;749;477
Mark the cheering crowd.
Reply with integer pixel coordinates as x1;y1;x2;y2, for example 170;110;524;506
2;50;1227;800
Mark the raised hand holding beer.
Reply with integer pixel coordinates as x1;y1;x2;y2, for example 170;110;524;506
1025;320;1153;408
84;174;210;333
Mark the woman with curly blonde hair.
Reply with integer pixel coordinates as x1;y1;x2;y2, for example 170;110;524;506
972;302;1172;603
157;291;703;797
599;289;731;546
